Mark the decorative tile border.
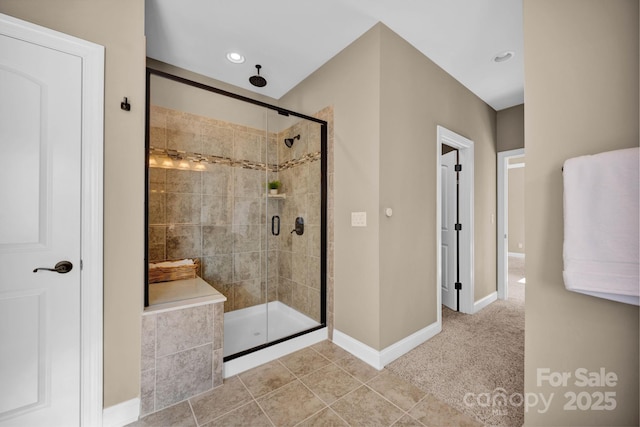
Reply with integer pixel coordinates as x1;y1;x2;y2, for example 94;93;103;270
148;146;320;172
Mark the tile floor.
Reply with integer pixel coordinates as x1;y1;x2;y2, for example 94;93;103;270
129;341;482;427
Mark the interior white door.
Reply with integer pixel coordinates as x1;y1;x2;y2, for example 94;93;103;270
441;150;457;311
0;31;82;426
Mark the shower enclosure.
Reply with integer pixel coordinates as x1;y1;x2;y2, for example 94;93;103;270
145;69;327;360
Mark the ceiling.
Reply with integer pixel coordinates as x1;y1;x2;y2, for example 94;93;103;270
146;0;523;111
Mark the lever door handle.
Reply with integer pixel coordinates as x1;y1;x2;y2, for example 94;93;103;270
33;261;73;274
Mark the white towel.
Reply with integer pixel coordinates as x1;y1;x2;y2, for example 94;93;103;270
563;147;640;306
149;259;194;269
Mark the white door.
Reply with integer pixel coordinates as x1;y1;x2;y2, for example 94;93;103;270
441;150;457;311
0;29;83;426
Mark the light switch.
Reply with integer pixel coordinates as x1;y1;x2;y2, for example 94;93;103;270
351;212;367;227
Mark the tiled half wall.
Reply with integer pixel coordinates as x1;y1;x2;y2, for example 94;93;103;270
140;301;224;416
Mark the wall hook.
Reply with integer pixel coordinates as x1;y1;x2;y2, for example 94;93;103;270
121;97;131;111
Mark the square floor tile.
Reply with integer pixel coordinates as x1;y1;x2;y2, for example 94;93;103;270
311;341;350;361
189;376;252;425
297;407;349;427
280;347;331;377
334;353;381;382
408;394;482;427
392;414;424;426
238;360;297;397
300;363;362;404
330;385;404;427
202;401;272;427
258;380;326;426
367;370;426;411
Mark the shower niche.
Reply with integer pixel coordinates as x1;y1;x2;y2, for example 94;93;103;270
145;69;327;361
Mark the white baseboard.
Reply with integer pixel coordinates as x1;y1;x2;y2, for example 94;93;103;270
333;321;441;370
508;252;525;259
223;327;327;377
379;322;441;366
332;330;384;369
474;291;498;313
103;398;140;427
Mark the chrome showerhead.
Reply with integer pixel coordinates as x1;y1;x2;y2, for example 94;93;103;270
249;64;267;88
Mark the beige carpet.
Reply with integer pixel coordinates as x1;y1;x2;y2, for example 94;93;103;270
387;257;525;427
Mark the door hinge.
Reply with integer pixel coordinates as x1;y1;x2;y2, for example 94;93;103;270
455;282;462;290
455;164;462;172
455;223;462;231
80;259;83;270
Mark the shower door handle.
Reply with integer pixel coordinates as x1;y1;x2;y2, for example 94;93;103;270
272;215;280;236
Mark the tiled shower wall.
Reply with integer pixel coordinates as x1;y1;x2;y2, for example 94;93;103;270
148;105;329;324
275;121;323;321
148;105;278;313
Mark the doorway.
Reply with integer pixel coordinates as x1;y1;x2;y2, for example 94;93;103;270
497;148;525;300
436;126;474;321
440;145;458;311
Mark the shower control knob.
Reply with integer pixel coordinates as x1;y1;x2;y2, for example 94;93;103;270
33;260;73;274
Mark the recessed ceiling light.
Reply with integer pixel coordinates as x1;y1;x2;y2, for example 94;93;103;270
226;52;245;64
493;51;514;63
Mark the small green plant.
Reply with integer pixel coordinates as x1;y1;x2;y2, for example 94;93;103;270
268;180;281;190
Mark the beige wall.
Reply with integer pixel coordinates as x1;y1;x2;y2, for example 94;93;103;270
508;166;525;254
280;23;497;350
280;26;383;348
377;25;497;347
524;1;639;425
497;104;524;152
148;61;280;130
0;1;146;408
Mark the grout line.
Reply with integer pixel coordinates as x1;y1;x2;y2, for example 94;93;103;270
187;399;199;427
292;405;329;427
276;358;297;379
235;373;257;400
362;382;411;418
403;392;428;418
156;341;214;359
330;360;371;384
295;370;333;407
327;406;352;427
285;359;333;381
253;394;277;427
153;315;158;413
194;376;254;424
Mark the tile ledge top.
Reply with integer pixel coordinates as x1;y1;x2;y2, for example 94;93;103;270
145;276;226;315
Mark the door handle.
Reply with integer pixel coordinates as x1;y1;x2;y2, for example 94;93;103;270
272;215;280;236
33;261;73;274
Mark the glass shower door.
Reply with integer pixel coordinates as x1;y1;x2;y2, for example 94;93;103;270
146;68;325;361
216;99;271;357
263;110;323;345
